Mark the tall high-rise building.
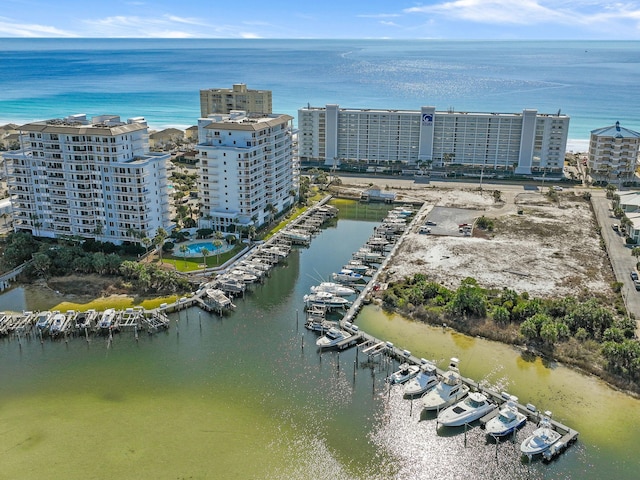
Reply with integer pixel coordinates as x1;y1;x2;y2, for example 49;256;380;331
3;114;171;244
200;84;272;117
196;111;296;232
298;105;569;175
588;121;640;184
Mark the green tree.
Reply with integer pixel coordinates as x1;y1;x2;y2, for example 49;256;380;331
213;231;224;263
31;252;52;279
153;227;168;263
200;247;210;274
493;306;511;324
179;244;189;267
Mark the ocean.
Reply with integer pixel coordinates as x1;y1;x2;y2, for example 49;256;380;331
1;39;640;151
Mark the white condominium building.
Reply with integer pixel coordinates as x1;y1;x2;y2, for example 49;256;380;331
588;121;640;184
298;105;569;175
196;111;296;232
4;114;171;244
200;83;273;117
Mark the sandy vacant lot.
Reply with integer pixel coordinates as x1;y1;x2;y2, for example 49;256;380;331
344;183;613;298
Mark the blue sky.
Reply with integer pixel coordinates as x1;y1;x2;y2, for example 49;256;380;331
1;0;639;39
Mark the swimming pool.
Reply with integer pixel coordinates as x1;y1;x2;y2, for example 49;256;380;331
182;241;232;257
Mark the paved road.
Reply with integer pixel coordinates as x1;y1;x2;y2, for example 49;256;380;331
591;195;640;331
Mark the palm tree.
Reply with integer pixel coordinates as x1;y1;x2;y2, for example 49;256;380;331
247;226;256;244
213;231;224;264
179;244;188;267
200;247;209;274
265;203;277;225
154;227;168;263
141;236;153;255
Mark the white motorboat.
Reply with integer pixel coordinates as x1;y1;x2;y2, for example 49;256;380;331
421;358;470;411
353;248;384;263
310;282;356;297
229;269;258;284
49;312;68;336
437;392;497;427
520;414;562;456
485;397;527;437
304;291;350;309
343;261;369;274
332;268;364;284
305;318;337;333
388;363;420;385
35;311;54;331
403;362;439;397
98;308;117;330
315;327;352;348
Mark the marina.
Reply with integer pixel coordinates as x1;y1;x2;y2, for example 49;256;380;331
0;198;624;479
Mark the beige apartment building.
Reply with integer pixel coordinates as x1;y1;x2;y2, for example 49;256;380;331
200;84;272;117
3;114;171;244
196;111;296;232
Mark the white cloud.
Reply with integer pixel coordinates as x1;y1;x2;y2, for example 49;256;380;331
404;0;569;25
357;13;402;18
0;17;77;37
405;0;640;28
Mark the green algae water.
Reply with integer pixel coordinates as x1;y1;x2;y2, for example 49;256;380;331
1;201;639;479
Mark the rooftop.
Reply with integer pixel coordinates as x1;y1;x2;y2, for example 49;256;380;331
591;121;640;139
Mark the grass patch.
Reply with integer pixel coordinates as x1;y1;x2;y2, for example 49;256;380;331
52;294;180;312
163;245;244;272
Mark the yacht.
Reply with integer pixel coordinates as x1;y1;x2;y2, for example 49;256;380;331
388;363;420;385
98;308;117;330
49;312;68;336
520;413;562;456
437;392;497;427
343;261;369;274
315;327;352;348
310;282;356;297
304;291;350;309
485;397;527;437
34;311;54;331
403;362;439;397
332;269;364;284
421;358;470;411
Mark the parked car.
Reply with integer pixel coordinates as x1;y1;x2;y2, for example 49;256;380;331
631;271;638;281
552;186;563;191
634;280;640;291
425;221;437;226
419;226;431;234
612;224;619;232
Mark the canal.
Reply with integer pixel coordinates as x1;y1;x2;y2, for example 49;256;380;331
0;200;638;479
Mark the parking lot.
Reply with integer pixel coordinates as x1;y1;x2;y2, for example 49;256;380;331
420;206;481;237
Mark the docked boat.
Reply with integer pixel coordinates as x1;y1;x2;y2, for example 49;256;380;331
228;269;259;284
49;312;68;336
304;291;350;309
315;327;353;348
403;362;439;397
76;309;98;330
437;392;497;427
343;261;369;274
332;268;364;284
485;397;527;437
34;311;54;331
421;358;470;411
206;288;236;310
388;362;421;385
520;414;562;456
353;248;384;264
310;282;356;297
98;308;117;330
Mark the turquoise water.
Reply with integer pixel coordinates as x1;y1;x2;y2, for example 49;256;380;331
183;240;229;256
0;39;639;143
